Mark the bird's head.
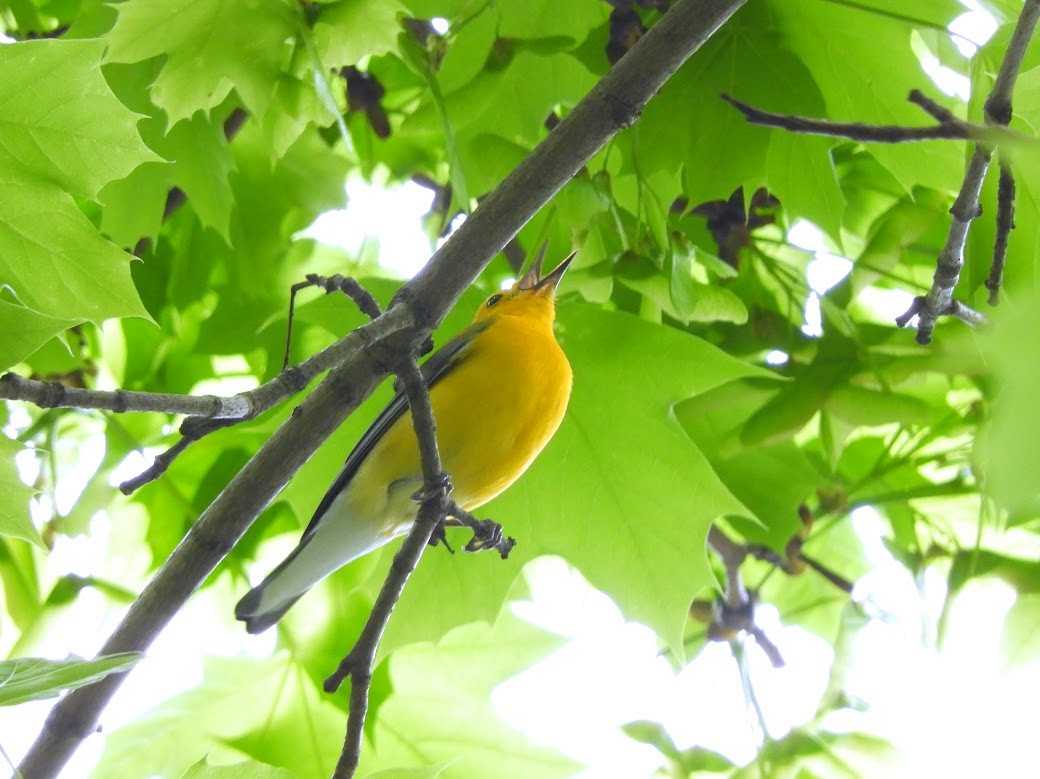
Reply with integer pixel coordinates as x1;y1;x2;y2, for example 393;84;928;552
472;245;575;326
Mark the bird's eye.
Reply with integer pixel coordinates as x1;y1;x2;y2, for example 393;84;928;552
486;293;504;309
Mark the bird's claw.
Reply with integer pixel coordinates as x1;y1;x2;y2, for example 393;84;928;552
463;518;515;559
410;472;452;503
428;520;455;554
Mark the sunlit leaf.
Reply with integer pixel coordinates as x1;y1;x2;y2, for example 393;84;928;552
361;613;577;778
105;0;297;124
0;436;42;549
0;653;140;706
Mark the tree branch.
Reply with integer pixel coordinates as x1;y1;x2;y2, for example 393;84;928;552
16;1;749;776
698;506;855;668
705;524;783;668
0;373;252;419
325;358;449;779
985;156;1016;305
720;91;1019;145
724;1;1040;343
902;0;1040;343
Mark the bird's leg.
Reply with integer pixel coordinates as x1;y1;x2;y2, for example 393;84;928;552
410;474;455;554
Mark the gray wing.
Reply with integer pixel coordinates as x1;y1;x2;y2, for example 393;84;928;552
299;320;489;541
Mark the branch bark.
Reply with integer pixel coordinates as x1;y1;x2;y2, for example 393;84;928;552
0;372;253;419
16;0;748;776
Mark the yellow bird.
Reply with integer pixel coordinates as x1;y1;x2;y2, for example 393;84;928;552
236;248;574;633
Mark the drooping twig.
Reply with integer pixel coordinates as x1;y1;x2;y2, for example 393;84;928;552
901;0;1040;343
284;274;384;371
986;159;1016;305
18;1;749;775
325;358;450;779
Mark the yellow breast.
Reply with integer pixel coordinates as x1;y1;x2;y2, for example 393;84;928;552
348;311;572;520
433;314;572;508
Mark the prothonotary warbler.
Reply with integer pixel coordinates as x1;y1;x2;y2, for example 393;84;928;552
235;248;574;633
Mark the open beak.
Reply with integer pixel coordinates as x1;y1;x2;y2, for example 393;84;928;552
534;250;576;292
519;243;549;290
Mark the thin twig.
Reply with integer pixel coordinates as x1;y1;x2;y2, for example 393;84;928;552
3;301;393;496
118;437;194;494
748;626;785;669
720;92;1014;145
902;0;1040;343
326;358;449;779
705;524;784;667
701;508;856;668
894;294;989;331
0;373;252;419
121;275;385;493
986;158;1016;305
17;1;749;775
708;524;748;609
799;554;855;595
907;89;957;124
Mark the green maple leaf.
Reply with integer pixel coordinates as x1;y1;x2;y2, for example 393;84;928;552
774;0;962;193
767;132;844;247
0;302;80;373
97;655;344;779
179;758;295;779
0;40;153;325
363;614;577;778
313;0;407;69
497;0;606;42
0;653;140;706
0;179;149;323
154;114;237;240
105;0;297;124
0;39;158;199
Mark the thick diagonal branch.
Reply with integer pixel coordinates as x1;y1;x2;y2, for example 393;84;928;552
17;1;749;776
